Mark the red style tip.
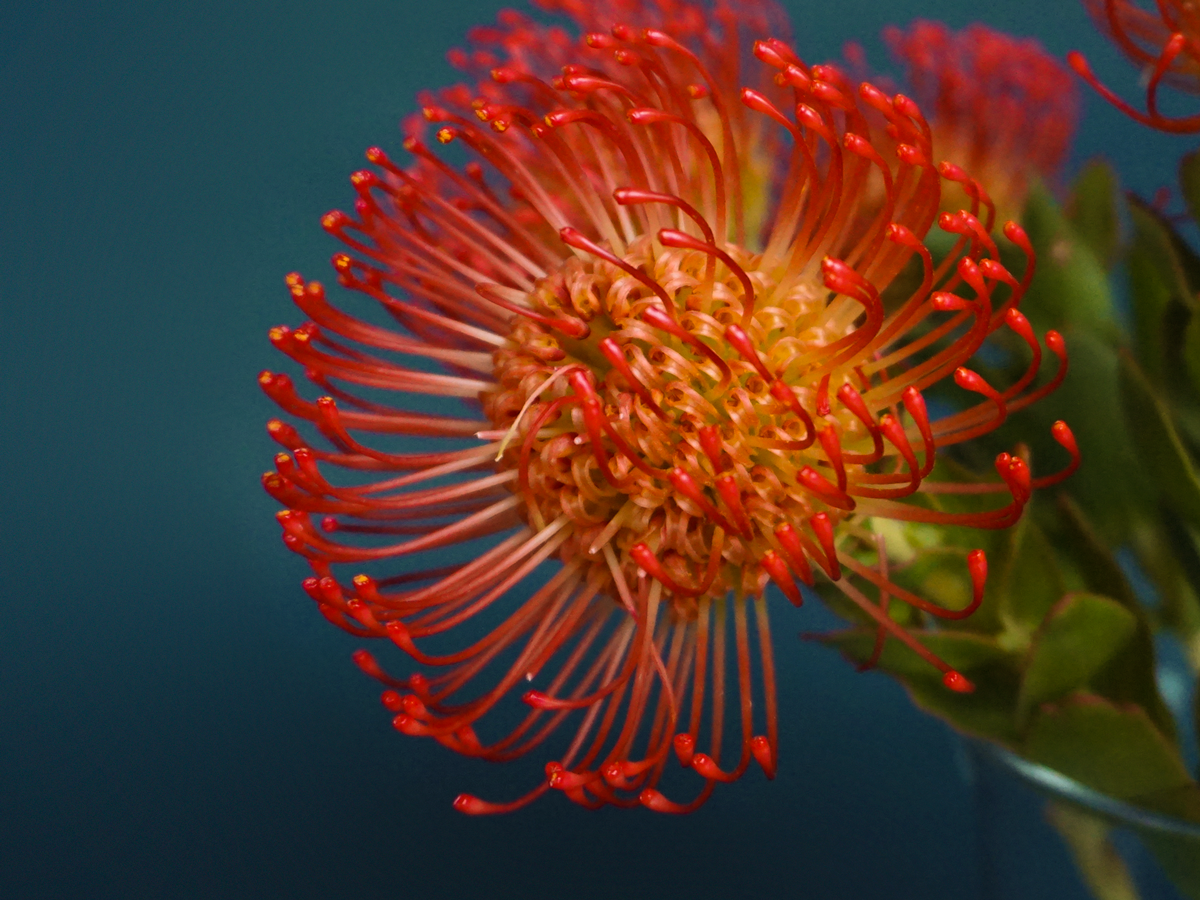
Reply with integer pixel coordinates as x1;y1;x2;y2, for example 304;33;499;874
522;690;550;709
1051;420;1077;455
453;794;493;815
750;735;777;780
1065;50;1090;78
639;789;679;813
673;732;696;766
967;549;988;601
943;671;975;693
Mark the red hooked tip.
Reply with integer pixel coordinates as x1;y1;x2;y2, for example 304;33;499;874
381;690;403;712
954;367;977;390
1003;221;1032;254
820;257;856;291
809;512;841;580
760;550;804;606
896;143;930;168
892;93;921;120
522;690;551;709
320;210;349;233
408;671;430;697
936;210;959;233
697;425;724;473
1051;420;1077;455
967;549;988;602
639;789;679;813
937;160;969;183
690;753;737;782
798;466;855;511
630;542;655;569
859;81;892;114
930;292;970;312
1005;307;1034;340
351;649;383;679
943;671;975;693
627;107;663;125
794;103;832;140
673;732;696;766
453;794;494;815
754;39;786;68
723;323;773;381
1065;50;1091;77
750;735;777;780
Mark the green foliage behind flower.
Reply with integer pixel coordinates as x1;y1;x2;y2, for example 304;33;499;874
816;163;1200;848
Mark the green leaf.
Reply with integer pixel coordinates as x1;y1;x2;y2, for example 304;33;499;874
1048;496;1177;737
1017;593;1137;724
1128;196;1200;309
1020;184;1119;336
1195;670;1200;781
1066;160;1120;267
1127;197;1200;390
1052;494;1139;610
1044;803;1141;900
1152;509;1200;644
1180;150;1200;232
813;629;1020;744
1024;692;1194;801
1118;349;1200;527
1145;827;1200;900
1092;623;1180;742
1183;312;1200;399
996;514;1067;645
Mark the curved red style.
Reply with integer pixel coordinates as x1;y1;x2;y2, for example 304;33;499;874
1070;0;1200;132
260;0;1077;814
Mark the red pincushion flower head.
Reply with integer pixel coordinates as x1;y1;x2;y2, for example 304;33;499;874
260;0;1078;814
884;21;1078;217
1070;0;1200;132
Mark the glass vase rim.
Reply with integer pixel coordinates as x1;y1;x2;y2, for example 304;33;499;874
967;738;1200;840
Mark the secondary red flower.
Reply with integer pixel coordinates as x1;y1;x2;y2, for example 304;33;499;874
1070;0;1200;132
885;21;1078;216
260;0;1077;814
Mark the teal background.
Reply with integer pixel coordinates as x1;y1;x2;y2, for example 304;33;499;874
0;1;1174;897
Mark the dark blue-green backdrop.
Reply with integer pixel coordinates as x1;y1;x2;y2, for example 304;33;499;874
0;1;1175;898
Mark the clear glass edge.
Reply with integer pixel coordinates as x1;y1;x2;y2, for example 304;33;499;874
969;739;1200;840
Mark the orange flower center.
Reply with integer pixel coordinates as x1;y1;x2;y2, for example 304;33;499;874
485;233;875;608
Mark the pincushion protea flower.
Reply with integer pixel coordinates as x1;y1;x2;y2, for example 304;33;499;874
883;21;1077;216
1069;0;1200;133
259;0;1078;814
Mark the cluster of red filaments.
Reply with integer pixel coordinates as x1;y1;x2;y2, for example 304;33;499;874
883;21;1077;213
260;0;1078;814
1070;0;1200;132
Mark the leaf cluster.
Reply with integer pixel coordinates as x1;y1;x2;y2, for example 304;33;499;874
816;162;1200;837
